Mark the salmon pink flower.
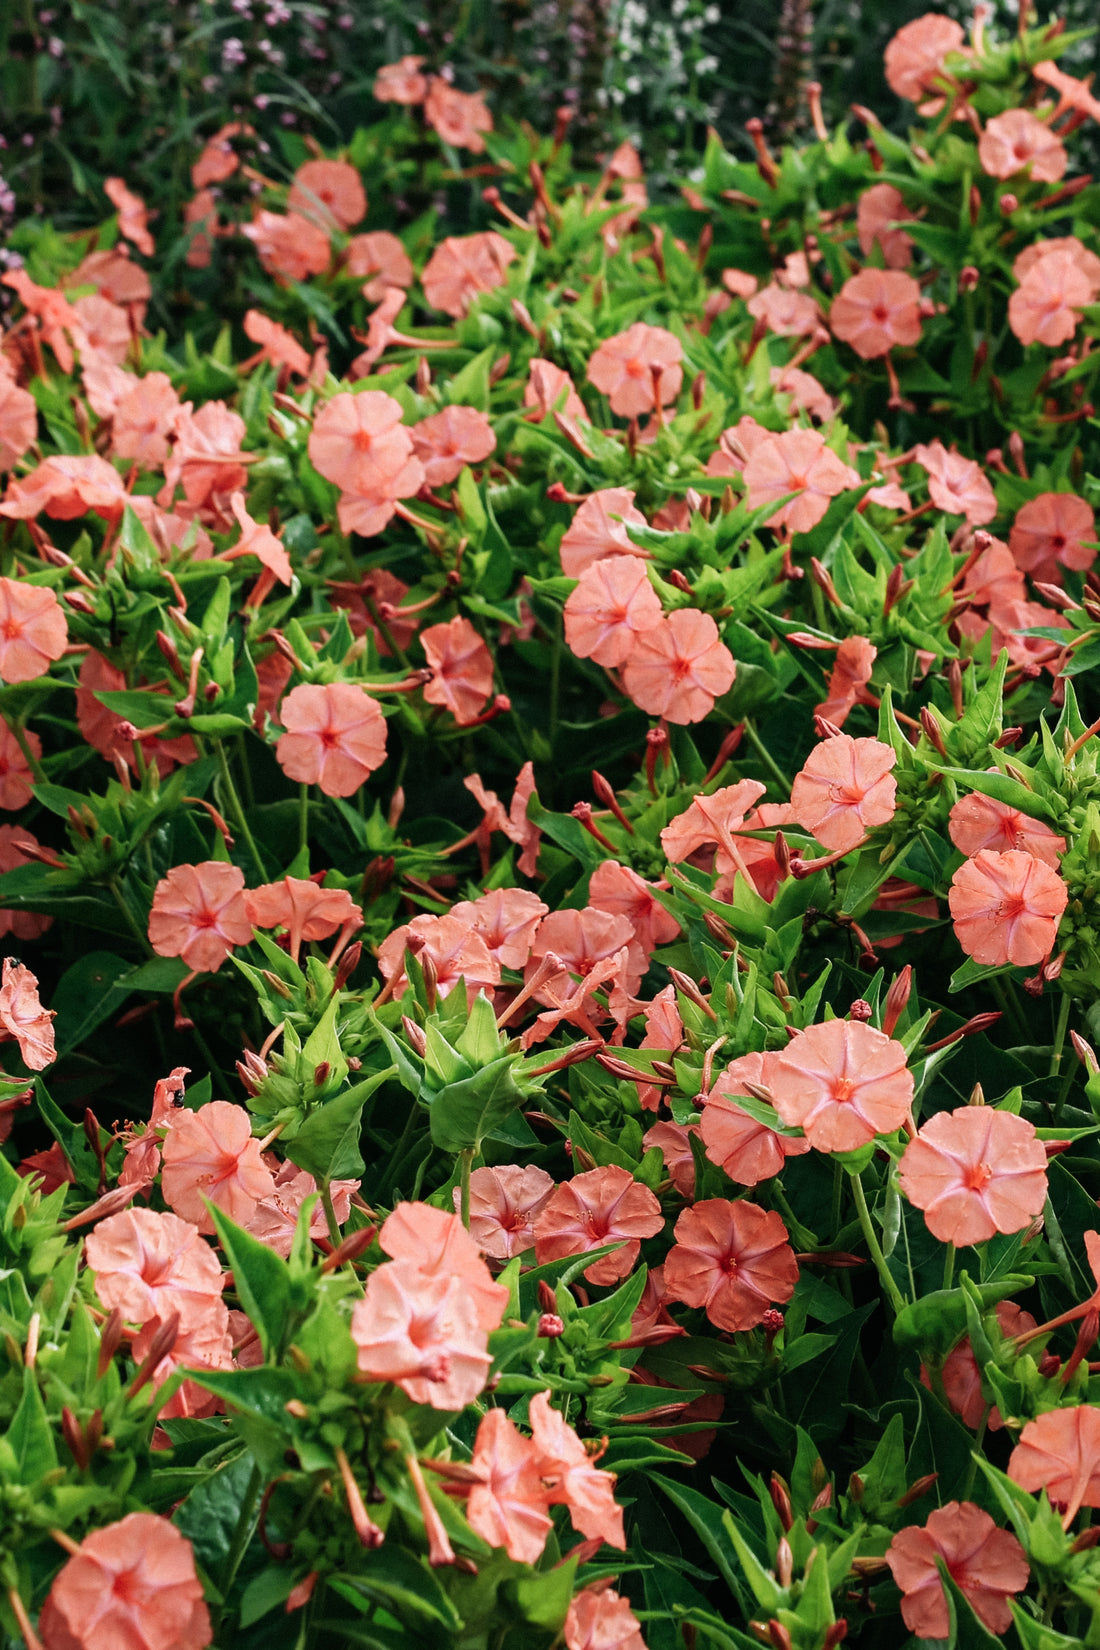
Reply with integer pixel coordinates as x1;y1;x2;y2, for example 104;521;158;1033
914;441;998;524
410;405;496;487
241;210;331;282
559;488;648;579
148;862;252;974
132;1307;233;1421
0;579;67;686
857;182;915;269
76;651;195;778
1009;249;1094;348
38;1513;211;1650
587;323;684;418
308;390;421;497
621;608;736;725
1014;236;1100;293
886;1502;1028;1639
244;876;361;962
374;56;428;103
421;232;516;318
421;614;495;723
701;1051;810;1187
790;733;897;852
108;371;183;469
0;718;39;810
884;14;966;102
528;1390;626;1546
746;284;822;338
0;375;36;471
533;1164;663;1286
467;1407;554;1563
345;229;414;297
275;682;388;796
351;1259;492;1407
424;78;493;152
71;292;131;364
979;110;1067;183
526;907;646;1004
635;985;684;1112
379;1202;509;1330
642;1120;700;1198
948;792;1064;869
816;636;877;728
190;120;250;188
898;1106;1048;1245
769;1018;914;1152
0;960;55;1070
524;358;587;421
222;491;292;601
85;1206;224;1329
182;189;218;268
949;848;1067;966
830;268;922;359
925;1301;1038;1430
104;177;155;257
161;1100;276;1233
1009;492;1096;581
242;309;312;379
377;912;500;1003
1033;58;1100;123
663;1198;798;1331
770;364;836;422
564;555;664;667
565;1585;646;1650
0;453;126;522
660;779;767;871
1008;1406;1100;1525
456;1165;556;1261
68;246;152;312
588;858;680;956
245;1161;358;1259
288;158;366;232
448;887;548;970
743;428;860;534
0;826;51;940
160;401;251;518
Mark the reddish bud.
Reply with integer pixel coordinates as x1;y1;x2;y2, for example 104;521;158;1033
883;965;912;1039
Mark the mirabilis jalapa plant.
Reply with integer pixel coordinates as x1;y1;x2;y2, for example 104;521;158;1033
9;5;1100;1648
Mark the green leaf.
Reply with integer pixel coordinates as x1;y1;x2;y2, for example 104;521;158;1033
285;1067;395;1182
7;1365;58;1482
893;1276;1032;1356
330;1547;463;1632
207;1205;293;1360
51;950;133;1055
427;1052;522;1153
652;1475;748;1615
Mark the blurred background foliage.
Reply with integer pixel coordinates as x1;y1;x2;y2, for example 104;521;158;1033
1;0;1097;231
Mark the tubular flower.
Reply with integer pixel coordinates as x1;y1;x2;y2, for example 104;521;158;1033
1008;249;1094;348
85;1207;224;1329
378;1202;509;1331
948;848;1067;967
1009;492;1097;581
898;1106;1048;1246
0;825;51;939
663;1198;798;1332
421;615;495;724
467;1406;555;1563
424;78;494;152
559;488;648;579
0;959;55;1070
587;323;684;418
978;110;1067;183
829;269;922;359
245;1161;358;1259
743;428;860;533
148;862;253;974
161;1100;276;1234
1008;1406;1100;1525
456;1164;556;1260
884;14;966;102
421;232;516;318
377;912;501;1003
701;1051;810;1187
769;1018;914;1152
288;159;366;232
533;1165;664;1286
947;792;1064;869
564;555;664;668
275;682;388;797
886;1502;1028;1639
0;374;38;470
449;886;548;970
0;578;68;684
790;733;897;852
913;441;998;525
38;1513;211;1650
660;779;767;871
620;608;736;725
587;859;680;956
410;405;496;487
857;182;915;269
350;1259;492;1408
528;1389;626;1546
244;877;362;962
525;358;587;421
816;636;878;728
565;1584;647;1650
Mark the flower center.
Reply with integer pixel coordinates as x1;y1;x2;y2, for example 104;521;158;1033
964;1160;993;1192
833;1077;857;1104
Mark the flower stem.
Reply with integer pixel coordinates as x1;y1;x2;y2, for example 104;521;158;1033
299;782;310;859
459;1146;474;1229
942;1242;956;1292
849;1169;906;1317
743;716;790;794
215;740;266;881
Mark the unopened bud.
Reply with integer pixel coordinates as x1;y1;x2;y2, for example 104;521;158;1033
401;1015;428;1058
775;1536;794;1589
958;265;979;292
313;1062;330;1088
883;965;912;1039
236;1049;269;1096
769;1474;793;1531
333;941;362;993
538;1313;565;1337
849;999;872;1022
1000;192;1018;215
897;1472;939;1508
1072;1031;1100;1076
920;706;948;756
